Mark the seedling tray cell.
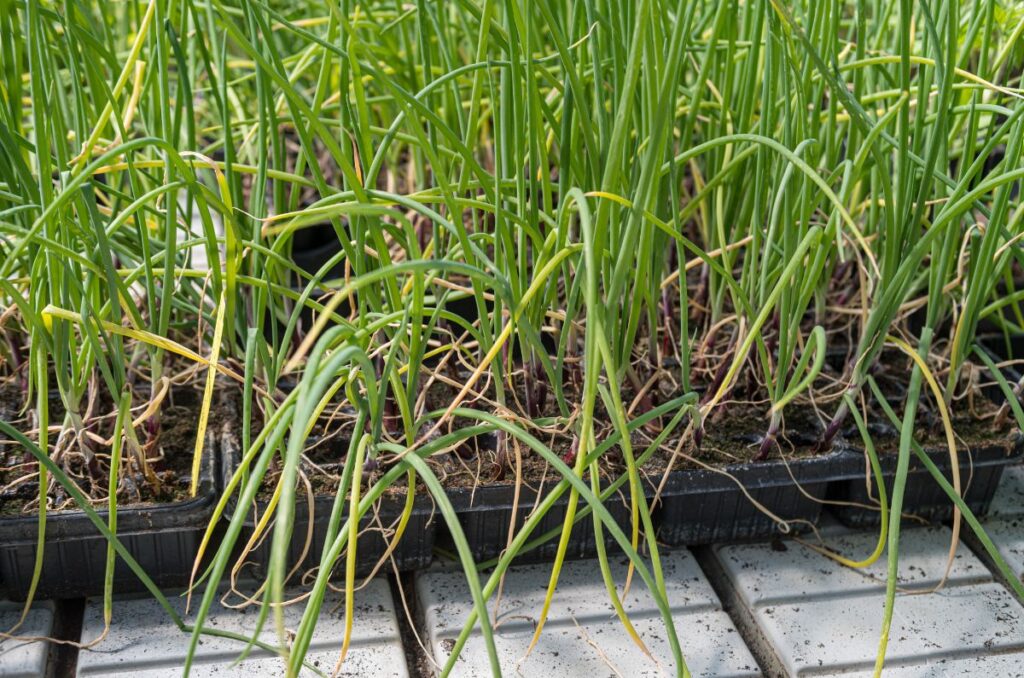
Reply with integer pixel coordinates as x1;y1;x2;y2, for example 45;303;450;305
0;426;222;601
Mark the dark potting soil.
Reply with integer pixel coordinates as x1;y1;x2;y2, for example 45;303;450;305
836;348;1017;456
842;394;1014;455
257;361;836;500
243;337;1015;503
249;375;486;502
653;403;828;472
263;365;837;501
252;431;423;503
0;382;227;517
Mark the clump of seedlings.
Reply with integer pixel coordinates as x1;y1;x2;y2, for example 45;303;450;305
3;0;1024;677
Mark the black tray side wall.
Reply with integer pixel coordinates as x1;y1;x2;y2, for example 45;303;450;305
656;447;856;545
438;483;634;565
436;448;857;560
828;441;1023;527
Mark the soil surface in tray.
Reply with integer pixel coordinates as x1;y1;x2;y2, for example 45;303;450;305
836;350;1017;456
254;433;423;503
651;403;828;472
0;381;224;516
247;339;1017;500
841;394;1016;456
254;359;845;501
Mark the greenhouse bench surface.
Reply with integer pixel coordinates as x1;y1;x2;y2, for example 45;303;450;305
2;465;1023;678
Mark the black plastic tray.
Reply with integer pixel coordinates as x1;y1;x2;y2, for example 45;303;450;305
655;447;856;545
437;446;857;561
0;424;222;601
438;482;633;565
829;439;1024;527
221;436;435;580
